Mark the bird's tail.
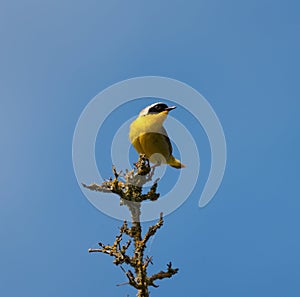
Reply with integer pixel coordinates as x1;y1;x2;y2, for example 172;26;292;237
168;155;186;169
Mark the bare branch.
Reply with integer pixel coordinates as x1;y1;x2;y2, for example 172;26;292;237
142;212;164;245
147;262;179;287
85;155;179;297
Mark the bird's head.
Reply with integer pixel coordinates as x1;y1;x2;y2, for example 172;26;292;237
139;102;176;117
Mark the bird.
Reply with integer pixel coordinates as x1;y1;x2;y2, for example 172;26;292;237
129;102;185;169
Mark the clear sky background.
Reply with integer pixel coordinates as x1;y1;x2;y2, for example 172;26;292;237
1;1;300;296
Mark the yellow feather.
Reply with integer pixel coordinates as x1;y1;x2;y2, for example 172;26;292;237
129;111;185;169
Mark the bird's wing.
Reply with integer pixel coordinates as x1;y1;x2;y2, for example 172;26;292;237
160;126;173;155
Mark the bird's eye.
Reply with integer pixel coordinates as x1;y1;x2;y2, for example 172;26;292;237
148;104;168;114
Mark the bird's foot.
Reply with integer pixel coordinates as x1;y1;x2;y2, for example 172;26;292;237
151;163;160;169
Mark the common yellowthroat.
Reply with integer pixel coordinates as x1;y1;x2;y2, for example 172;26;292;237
129;102;185;169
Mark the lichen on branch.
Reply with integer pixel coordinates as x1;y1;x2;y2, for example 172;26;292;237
83;154;179;297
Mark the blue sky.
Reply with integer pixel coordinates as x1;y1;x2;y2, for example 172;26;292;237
1;1;300;296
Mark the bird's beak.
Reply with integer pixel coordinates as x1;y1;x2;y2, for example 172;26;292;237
165;106;176;112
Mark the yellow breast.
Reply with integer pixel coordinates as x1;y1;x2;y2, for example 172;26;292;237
129;112;171;164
